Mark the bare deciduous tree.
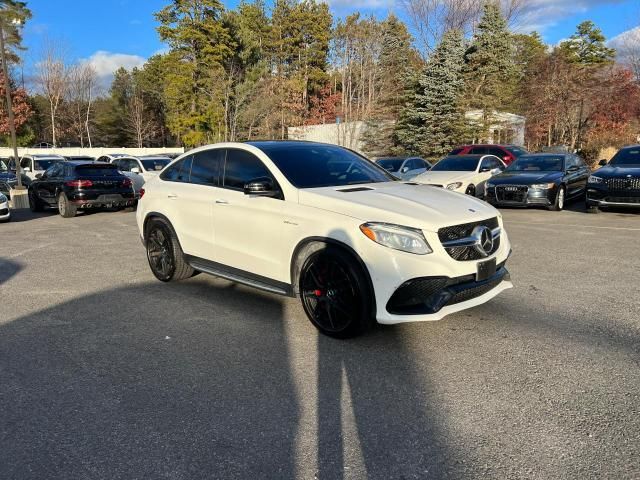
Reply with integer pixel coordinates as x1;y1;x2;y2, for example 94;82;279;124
126;84;155;148
33;39;69;146
67;63;98;147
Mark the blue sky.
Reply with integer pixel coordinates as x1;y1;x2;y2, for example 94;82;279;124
21;0;640;83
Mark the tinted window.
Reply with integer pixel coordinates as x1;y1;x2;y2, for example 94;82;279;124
34;159;63;171
75;165;121;177
191;149;222;186
223;149;272;190
431;156;480;172
469;146;487;155
487;148;505;158
506;146;528;157
506;155;564;172
258;144;394;188
161;157;192;182
376;158;403;172
449;147;464;155
407;158;422;170
141;159;170;172
609;148;640;167
47;164;63;178
20;157;30;168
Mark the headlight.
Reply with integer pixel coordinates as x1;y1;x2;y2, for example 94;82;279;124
446;182;463;190
0;193;6;202
531;183;555;189
588;175;603;184
360;222;432;255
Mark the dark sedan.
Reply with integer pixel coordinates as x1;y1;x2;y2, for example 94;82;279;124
0;158;31;198
586;146;640;211
485;153;590;211
28;161;136;218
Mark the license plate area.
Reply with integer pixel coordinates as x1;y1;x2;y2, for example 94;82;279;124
476;257;497;282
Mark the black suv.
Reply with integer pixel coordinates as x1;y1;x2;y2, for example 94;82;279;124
28;161;136;218
587;146;640;212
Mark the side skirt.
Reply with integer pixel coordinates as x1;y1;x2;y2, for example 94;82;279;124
185;255;295;297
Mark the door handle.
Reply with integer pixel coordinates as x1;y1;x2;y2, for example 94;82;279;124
215;199;229;205
167;194;178;199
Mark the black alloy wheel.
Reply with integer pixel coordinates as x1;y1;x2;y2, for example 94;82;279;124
300;248;371;338
145;219;194;282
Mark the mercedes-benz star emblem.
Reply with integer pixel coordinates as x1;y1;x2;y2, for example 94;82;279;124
471;225;494;257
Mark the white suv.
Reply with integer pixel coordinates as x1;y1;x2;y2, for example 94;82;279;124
137;142;512;338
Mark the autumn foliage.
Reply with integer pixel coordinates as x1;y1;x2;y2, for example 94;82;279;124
0;72;32;135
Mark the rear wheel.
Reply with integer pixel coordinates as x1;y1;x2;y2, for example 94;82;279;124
548;185;565;211
57;193;77;218
299;247;372;338
145;218;194;282
29;189;44;212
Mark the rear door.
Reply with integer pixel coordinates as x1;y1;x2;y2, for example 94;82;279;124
34;164;62;205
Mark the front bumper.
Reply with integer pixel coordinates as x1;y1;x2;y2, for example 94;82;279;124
586;186;640;208
361;219;512;325
485;185;556;207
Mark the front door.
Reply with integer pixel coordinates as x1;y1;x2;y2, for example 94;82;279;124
213;148;287;282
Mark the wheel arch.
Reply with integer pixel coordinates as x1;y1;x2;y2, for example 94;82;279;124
143;212;183;248
289;237;376;314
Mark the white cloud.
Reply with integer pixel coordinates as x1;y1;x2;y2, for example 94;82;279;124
82;50;146;79
609;26;640;48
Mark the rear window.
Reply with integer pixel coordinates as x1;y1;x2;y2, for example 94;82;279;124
449;147;465;155
75;165;121;177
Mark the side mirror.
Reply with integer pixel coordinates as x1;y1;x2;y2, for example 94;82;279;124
401;166;409;173
490;168;502;175
35;173;42;179
567;165;579;173
23;167;31;173
131;167;141;174
480;166;491;172
244;177;279;198
598;159;608;166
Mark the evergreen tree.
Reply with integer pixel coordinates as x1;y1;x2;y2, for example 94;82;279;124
362;14;417;157
395;29;466;158
464;1;514;139
559;21;616;65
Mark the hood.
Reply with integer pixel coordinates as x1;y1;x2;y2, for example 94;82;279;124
412;170;476;185
298;181;499;232
490;171;562;185
592;165;640;178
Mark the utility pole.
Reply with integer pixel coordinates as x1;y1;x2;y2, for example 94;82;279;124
0;15;22;189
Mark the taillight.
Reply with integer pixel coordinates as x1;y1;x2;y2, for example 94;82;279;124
123;178;132;187
139;188;145;198
65;179;93;188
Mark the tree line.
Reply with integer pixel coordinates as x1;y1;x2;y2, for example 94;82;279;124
5;0;640;164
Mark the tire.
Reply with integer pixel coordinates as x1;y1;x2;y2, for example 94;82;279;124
298;246;373;338
57;192;77;218
465;184;476;196
548;185;565;211
29;190;44;212
145;218;194;282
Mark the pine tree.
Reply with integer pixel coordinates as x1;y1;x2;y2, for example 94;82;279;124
464;1;514;139
559;21;616;65
395;29;466;158
362;14;417;157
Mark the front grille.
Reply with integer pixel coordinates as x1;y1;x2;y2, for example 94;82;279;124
495;185;528;203
605;196;640;203
605;177;640;192
0;208;8;215
438;217;500;261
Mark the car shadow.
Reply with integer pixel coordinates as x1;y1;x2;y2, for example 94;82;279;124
4;209;57;223
0;258;23;284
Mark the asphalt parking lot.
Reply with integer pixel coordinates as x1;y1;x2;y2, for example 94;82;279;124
1;205;639;479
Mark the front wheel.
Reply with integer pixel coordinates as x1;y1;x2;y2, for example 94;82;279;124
29;190;44;212
299;247;372;338
548;185;565;211
145;219;194;282
57;193;77;218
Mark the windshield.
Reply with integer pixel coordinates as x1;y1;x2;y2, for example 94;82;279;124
609;148;640;167
34;159;63;171
508;146;528;157
75;165;121;177
506;155;564;172
259;144;395;188
142;159;170;171
376;158;404;172
431;156;479;172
